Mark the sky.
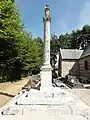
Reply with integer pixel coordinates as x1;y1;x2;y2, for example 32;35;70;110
15;0;90;37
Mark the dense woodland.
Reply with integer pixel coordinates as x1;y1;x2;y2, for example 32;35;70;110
0;0;43;82
0;0;90;82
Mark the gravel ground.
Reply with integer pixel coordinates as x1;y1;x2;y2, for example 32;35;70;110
66;89;90;106
0;76;30;107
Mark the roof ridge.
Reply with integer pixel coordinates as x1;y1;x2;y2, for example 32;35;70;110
60;48;83;59
60;48;83;51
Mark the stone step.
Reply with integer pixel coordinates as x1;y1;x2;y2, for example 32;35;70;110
1;114;88;120
2;104;90;116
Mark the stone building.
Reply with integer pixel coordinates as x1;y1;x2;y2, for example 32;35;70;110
58;48;83;77
79;45;90;82
56;46;90;82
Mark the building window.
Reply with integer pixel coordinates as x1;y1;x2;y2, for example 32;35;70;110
85;61;88;70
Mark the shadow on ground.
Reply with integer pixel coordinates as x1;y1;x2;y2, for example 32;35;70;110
0;92;15;98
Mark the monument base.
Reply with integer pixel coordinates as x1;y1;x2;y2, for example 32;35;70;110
40;65;52;91
0;88;90;117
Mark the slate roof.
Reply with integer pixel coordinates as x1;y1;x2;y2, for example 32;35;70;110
60;48;84;60
80;45;90;58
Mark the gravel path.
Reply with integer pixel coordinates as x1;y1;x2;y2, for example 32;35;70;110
0;76;30;107
66;89;90;106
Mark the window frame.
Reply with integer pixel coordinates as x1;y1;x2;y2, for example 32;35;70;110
84;61;88;70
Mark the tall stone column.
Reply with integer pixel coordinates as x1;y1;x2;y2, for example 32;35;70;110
40;4;52;90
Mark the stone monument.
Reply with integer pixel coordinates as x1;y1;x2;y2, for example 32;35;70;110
0;4;90;120
40;4;52;90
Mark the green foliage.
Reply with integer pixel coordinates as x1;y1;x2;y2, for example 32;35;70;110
50;33;72;68
0;0;23;82
50;33;72;55
0;0;43;82
50;33;58;54
58;33;72;49
50;25;90;56
50;25;90;69
20;33;43;74
71;25;90;49
1;0;90;82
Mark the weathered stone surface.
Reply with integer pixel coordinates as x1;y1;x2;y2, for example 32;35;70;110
4;115;88;120
40;4;52;90
0;88;90;118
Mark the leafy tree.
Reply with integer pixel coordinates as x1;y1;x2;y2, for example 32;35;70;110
71;25;90;49
50;33;72;68
0;0;23;82
50;33;72;55
50;25;90;55
50;33;59;54
17;32;43;76
58;33;72;49
2;0;90;83
32;37;43;74
50;33;58;69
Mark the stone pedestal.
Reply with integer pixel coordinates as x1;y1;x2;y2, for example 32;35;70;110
40;65;52;91
1;88;90;117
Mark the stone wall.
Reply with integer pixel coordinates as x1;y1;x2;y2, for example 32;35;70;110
79;56;90;79
61;60;77;77
69;60;79;76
